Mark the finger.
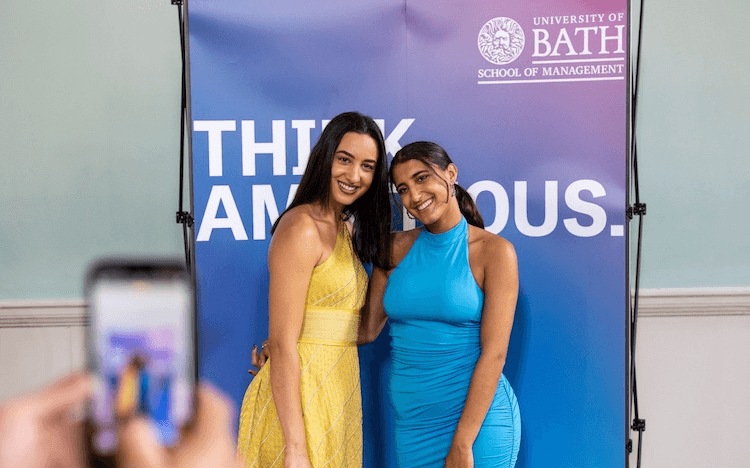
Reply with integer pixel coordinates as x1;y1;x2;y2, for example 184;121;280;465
260;346;269;364
190;384;234;439
248;369;258;376
33;372;92;417
118;417;167;468
174;384;239;467
250;345;259;367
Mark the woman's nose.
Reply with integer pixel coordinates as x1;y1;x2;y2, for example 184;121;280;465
346;165;360;182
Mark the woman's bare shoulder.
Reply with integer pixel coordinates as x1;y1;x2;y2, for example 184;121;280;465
389;228;422;269
468;225;516;265
270;205;322;249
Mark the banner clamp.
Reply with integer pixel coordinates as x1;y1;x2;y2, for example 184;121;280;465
627;203;647;219
176;211;194;227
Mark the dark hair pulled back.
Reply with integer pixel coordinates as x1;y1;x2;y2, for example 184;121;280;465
390;141;484;229
272;111;392;269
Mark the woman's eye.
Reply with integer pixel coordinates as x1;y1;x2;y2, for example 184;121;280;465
417;175;427;182
363;163;375;171
397;187;407;194
338;157;350;164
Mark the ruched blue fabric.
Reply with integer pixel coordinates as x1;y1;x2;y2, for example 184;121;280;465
383;217;520;468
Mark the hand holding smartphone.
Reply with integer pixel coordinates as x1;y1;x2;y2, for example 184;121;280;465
84;259;197;467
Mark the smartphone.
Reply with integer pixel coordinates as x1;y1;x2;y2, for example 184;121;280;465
84;258;196;466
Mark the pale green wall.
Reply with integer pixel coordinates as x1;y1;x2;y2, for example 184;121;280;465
632;0;750;287
1;1;748;299
0;1;184;299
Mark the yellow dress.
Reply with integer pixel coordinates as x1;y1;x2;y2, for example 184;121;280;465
237;226;367;468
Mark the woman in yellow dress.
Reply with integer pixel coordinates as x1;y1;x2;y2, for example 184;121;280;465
237;112;392;468
115;354;147;419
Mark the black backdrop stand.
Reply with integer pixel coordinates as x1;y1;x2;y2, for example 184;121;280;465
627;0;648;466
173;0;196;277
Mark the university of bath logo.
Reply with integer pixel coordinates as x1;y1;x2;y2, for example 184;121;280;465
478;17;525;65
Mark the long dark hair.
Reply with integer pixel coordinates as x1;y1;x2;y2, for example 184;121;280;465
390;141;484;229
272;111;392;269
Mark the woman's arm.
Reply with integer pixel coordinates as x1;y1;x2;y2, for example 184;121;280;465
357;265;389;345
357;230;421;345
445;235;519;468
267;213;322;467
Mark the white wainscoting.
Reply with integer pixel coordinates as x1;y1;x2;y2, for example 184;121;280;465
0;300;87;401
2;288;750;467
628;287;750;468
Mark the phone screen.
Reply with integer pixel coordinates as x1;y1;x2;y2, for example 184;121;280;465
86;263;195;456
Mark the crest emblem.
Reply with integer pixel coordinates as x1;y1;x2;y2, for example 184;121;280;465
478;17;525;65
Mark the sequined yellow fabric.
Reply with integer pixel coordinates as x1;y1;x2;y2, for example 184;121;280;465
237;226;367;468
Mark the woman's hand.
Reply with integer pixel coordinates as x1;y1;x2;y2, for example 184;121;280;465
0;371;91;468
248;341;270;376
444;441;473;468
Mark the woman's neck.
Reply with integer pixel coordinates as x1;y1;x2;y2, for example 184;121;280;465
311;201;345;227
423;200;463;234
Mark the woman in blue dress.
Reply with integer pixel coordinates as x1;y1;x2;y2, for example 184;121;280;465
359;141;521;468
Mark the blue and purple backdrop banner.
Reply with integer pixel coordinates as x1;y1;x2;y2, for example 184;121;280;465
187;1;628;466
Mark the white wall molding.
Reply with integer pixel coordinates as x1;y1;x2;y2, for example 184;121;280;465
0;299;87;328
635;287;750;317
3;287;748;328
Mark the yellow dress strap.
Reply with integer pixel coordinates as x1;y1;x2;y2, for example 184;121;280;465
297;221;362;346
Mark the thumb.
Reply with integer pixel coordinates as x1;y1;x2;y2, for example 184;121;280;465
184;384;234;443
173;384;239;468
117;416;167;468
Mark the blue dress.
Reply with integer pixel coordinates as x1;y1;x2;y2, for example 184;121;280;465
383;217;521;468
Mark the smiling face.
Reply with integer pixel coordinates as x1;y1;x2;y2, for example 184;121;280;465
392;158;461;232
329;131;379;210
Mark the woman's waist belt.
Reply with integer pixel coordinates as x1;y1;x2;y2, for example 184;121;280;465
297;306;360;346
